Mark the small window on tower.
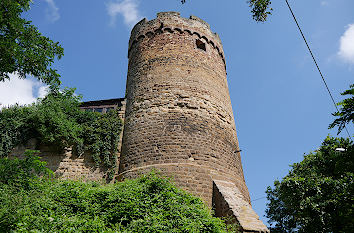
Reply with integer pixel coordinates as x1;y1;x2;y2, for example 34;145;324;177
196;39;206;51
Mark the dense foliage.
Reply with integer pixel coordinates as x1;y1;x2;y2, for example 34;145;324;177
0;150;53;190
329;84;354;135
0;88;122;178
181;0;272;22
0;152;229;232
266;137;354;233
0;0;64;85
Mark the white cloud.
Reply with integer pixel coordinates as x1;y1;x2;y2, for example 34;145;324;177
38;85;49;98
0;74;48;109
338;24;354;64
106;0;142;28
44;0;60;22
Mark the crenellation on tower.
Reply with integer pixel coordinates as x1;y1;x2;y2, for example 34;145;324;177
128;12;225;69
189;15;210;29
157;11;181;18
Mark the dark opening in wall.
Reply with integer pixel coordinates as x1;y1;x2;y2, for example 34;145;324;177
196;39;206;51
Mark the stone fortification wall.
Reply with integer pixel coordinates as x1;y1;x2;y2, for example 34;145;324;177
10;100;126;182
10;139;109;181
119;11;250;206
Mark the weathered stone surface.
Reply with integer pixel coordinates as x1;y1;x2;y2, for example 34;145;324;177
119;11;269;231
10;137;123;182
213;180;269;233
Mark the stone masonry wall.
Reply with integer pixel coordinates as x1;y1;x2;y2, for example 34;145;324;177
213;180;269;232
119;12;250;205
11;139;109;181
119;12;269;231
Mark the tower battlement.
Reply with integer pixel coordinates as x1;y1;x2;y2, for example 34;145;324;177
128;12;225;68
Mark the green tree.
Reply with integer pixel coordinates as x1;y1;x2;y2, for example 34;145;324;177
181;0;272;22
329;84;354;135
265;136;354;233
0;0;64;86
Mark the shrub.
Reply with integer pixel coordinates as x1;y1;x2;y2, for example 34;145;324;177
0;153;230;232
0;150;53;190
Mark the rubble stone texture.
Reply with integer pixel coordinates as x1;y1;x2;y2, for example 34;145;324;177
11;139;109;181
119;12;268;232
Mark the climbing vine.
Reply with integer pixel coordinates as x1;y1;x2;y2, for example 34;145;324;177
83;109;122;180
0;87;122;180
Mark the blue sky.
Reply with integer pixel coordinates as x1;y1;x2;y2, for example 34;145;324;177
1;0;353;225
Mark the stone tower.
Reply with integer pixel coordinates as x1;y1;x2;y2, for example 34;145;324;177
119;12;268;232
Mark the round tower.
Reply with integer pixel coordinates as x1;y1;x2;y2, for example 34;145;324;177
119;12;249;205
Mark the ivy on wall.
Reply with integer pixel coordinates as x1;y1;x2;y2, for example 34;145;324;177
0;87;122;180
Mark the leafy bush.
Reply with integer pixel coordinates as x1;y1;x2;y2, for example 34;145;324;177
0;152;230;232
0;150;53;190
29;87;85;150
0;87;122;176
0;104;34;156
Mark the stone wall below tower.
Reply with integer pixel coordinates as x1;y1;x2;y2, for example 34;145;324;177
9;98;126;182
10;139;113;181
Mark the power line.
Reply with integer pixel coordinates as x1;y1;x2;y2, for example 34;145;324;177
251;196;267;203
285;0;352;139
